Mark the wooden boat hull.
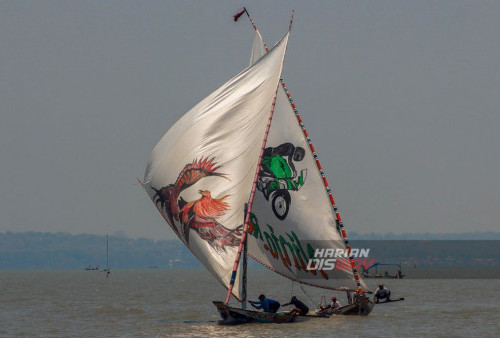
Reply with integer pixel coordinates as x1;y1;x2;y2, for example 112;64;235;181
315;299;375;317
213;301;297;324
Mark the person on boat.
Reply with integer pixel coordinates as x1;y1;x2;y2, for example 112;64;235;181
347;291;353;305
330;296;341;309
249;294;281;313
353;290;369;304
374;284;391;303
282;296;309;316
319;296;341;312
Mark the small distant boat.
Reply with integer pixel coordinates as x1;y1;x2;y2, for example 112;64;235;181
139;8;376;324
362;262;404;279
85;265;99;271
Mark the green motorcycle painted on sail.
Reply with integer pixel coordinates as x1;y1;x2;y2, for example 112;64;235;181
257;143;307;220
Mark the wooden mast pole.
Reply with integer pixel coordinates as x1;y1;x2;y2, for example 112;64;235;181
225;9;293;305
224;90;281;305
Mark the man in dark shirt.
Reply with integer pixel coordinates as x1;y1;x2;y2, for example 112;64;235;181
282;296;309;315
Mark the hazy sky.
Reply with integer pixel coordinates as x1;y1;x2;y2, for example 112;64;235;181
1;1;499;240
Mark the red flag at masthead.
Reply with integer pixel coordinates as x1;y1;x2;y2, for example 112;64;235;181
233;9;246;22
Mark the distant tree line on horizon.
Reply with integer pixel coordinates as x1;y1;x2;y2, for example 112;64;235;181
0;231;499;269
0;231;199;270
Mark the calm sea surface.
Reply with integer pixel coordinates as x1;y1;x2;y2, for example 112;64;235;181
1;268;499;337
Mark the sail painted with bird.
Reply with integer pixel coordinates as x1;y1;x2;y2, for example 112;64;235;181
141;33;290;300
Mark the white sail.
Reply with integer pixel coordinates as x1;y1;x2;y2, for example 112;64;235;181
249;29;267;66
246;31;367;291
142;33;289;300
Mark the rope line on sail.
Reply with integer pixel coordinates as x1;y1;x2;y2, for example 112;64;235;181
248;253;359;293
241;8;365;294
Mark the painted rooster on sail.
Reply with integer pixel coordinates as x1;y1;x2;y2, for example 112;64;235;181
151;157;241;251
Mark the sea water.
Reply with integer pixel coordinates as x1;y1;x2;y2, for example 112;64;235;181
1;268;499;337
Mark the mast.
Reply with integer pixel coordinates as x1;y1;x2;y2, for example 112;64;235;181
106;234;109;270
225;84;282;305
241;205;248;309
105;233;110;278
240;8;365;293
238;203;249;309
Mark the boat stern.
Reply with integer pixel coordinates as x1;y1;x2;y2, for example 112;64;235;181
213;301;252;325
213;301;297;324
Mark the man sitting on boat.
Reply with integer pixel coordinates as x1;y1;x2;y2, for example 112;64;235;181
282;296;309;316
330;296;341;310
316;295;342;316
249;294;281;313
321;296;341;311
374;284;391;303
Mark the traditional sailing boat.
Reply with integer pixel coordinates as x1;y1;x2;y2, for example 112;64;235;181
139;9;374;324
102;234;110;278
362;261;405;279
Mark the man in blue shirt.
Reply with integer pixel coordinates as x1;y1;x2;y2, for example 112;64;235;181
249;294;281;313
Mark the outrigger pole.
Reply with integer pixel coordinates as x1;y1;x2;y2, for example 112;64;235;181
239;8;365;294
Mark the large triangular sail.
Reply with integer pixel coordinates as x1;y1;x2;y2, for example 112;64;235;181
244;28;367;292
142;33;290;300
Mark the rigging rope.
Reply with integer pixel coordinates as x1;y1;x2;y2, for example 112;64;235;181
290;280;316;307
299;283;316;306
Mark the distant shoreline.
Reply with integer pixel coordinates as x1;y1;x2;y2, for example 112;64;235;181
1;231;499;270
